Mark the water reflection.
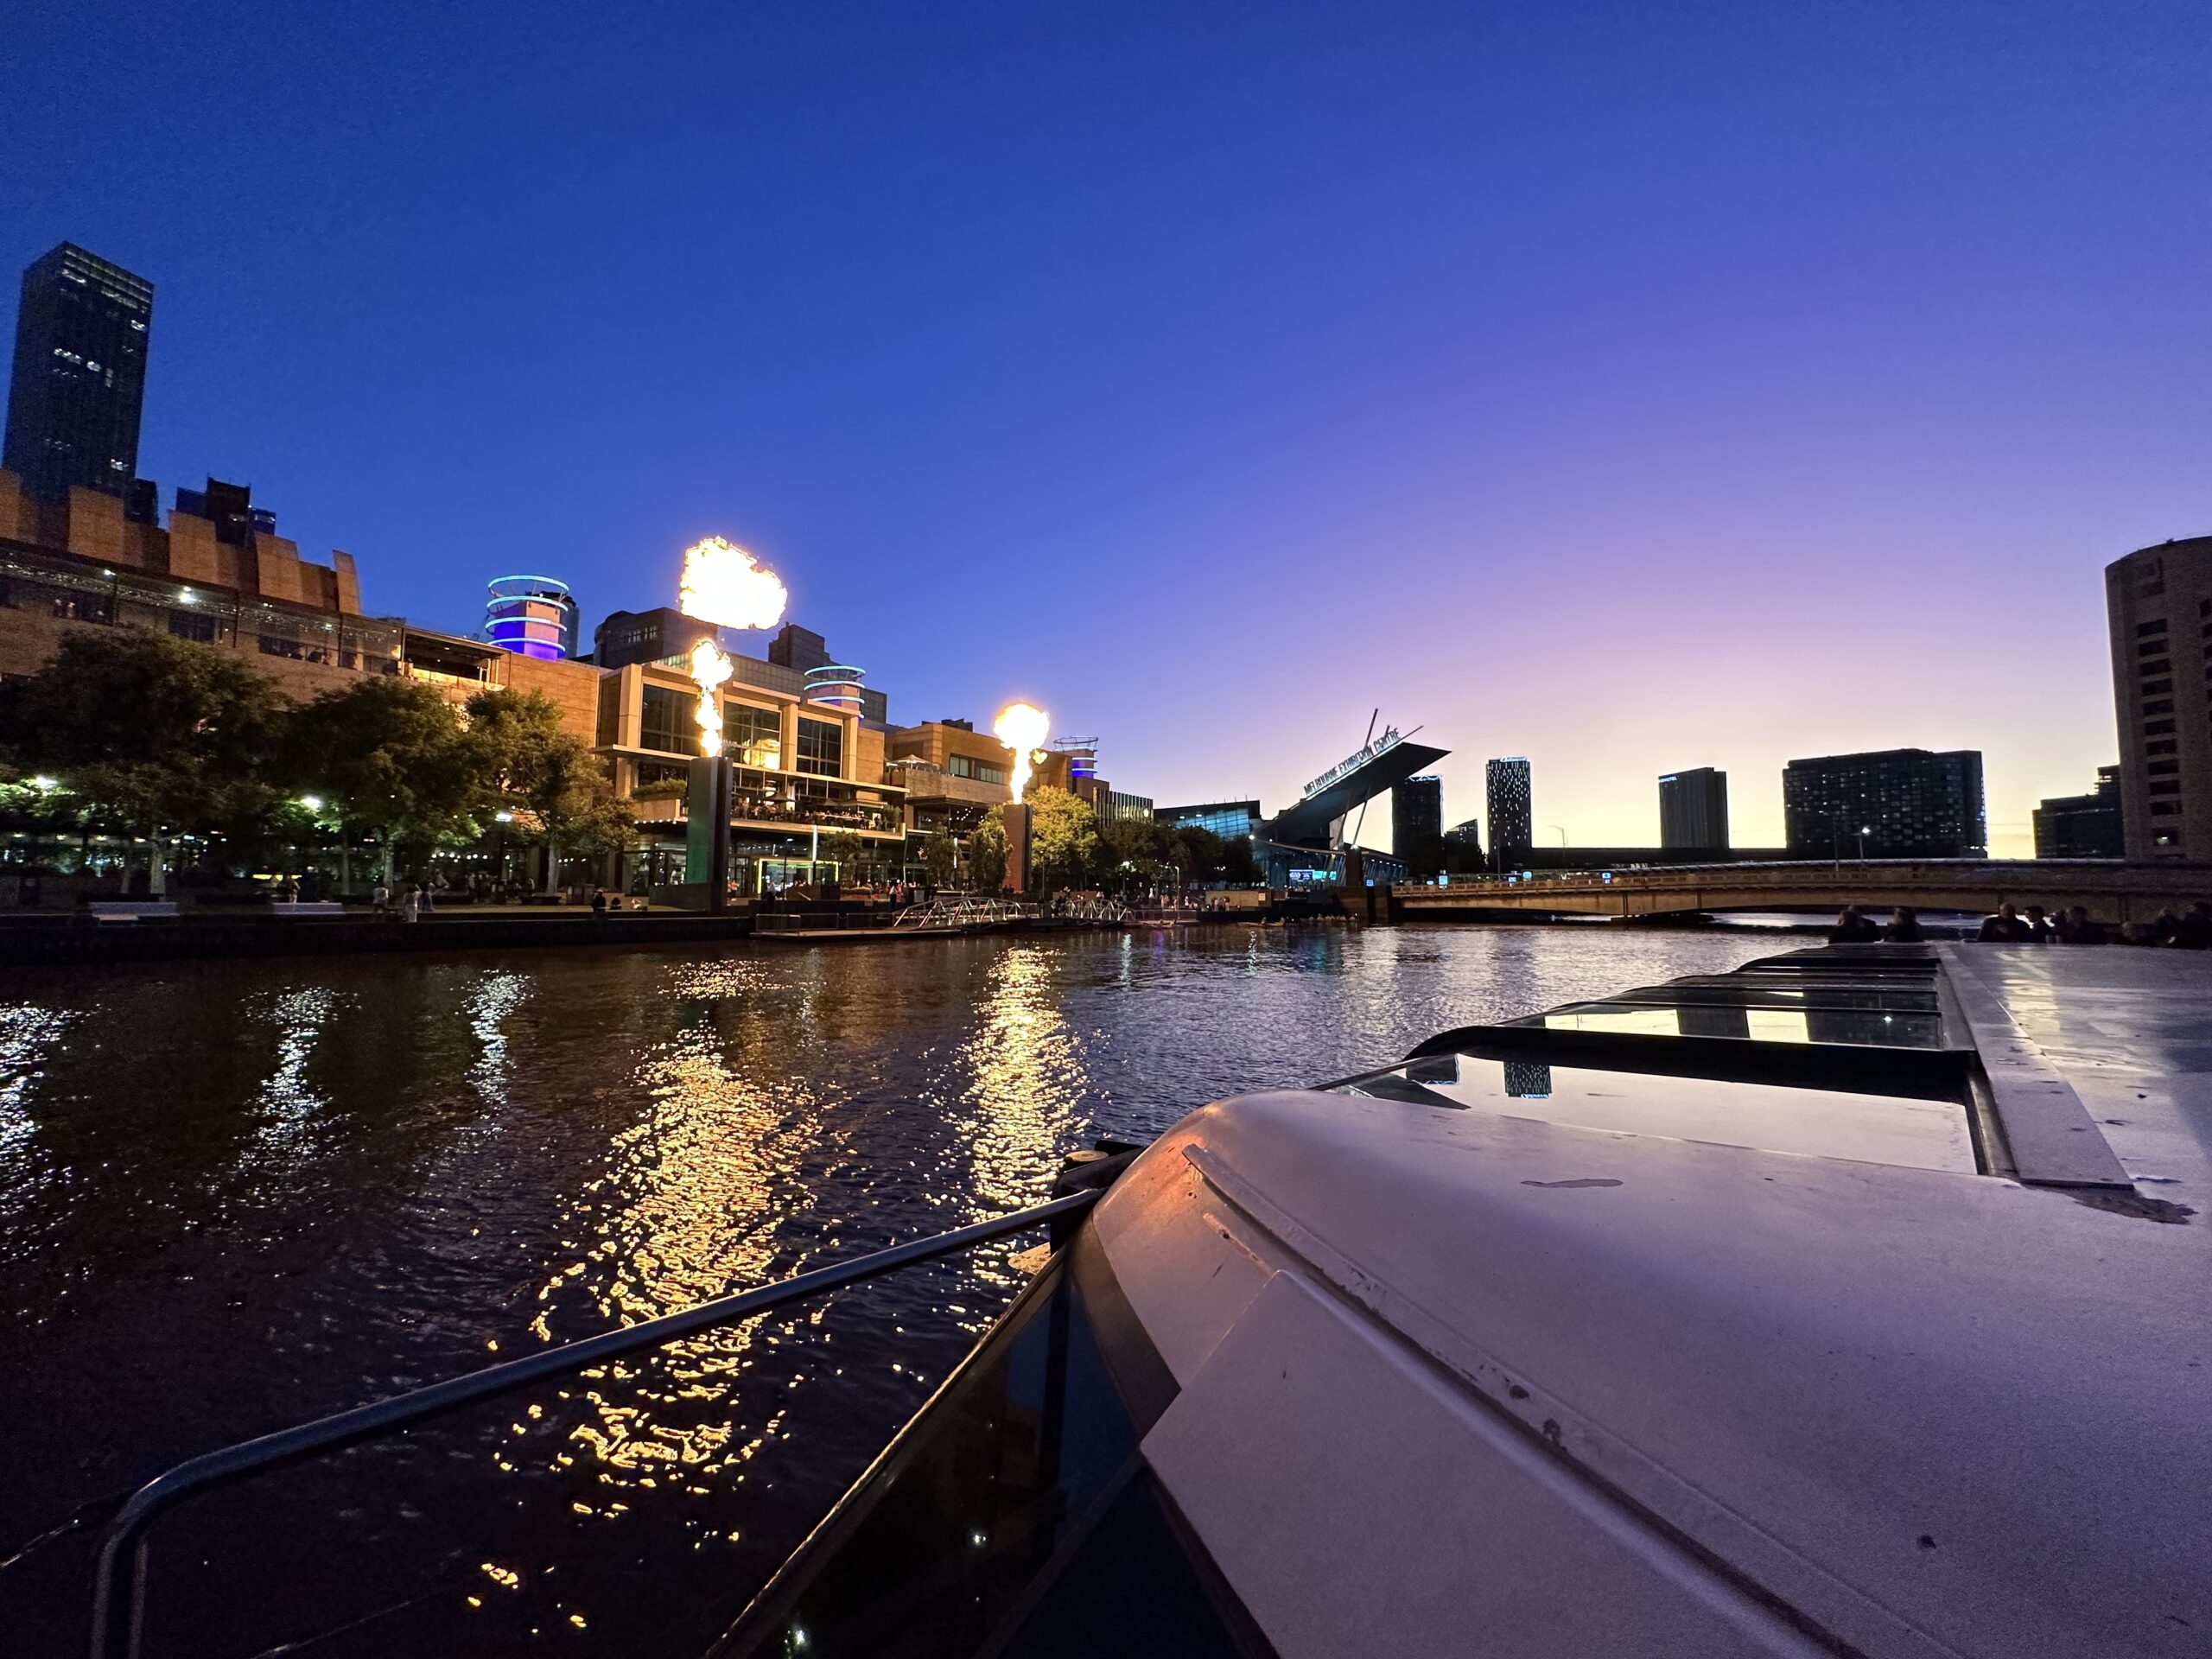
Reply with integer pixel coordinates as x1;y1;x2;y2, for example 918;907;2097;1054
524;955;817;1524
0;1003;77;1210
466;971;533;1107
246;987;344;1161
957;947;1087;1217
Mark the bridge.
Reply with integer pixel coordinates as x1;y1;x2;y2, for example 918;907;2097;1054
1390;860;2212;925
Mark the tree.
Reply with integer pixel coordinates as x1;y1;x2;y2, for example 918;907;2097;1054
1220;834;1262;886
1095;814;1160;893
0;629;287;890
464;688;629;891
966;813;1007;892
819;830;867;886
1027;785;1098;893
918;829;957;890
283;677;477;884
1169;824;1225;889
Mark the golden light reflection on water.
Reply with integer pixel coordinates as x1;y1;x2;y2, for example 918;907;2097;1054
524;957;816;1509
956;946;1087;1217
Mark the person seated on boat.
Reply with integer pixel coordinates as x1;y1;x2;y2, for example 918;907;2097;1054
1882;906;1924;942
2024;904;2055;942
2052;905;2103;944
1827;906;1880;943
2171;901;2212;950
1978;903;2034;943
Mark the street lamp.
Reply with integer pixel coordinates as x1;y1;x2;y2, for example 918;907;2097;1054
1858;825;1872;861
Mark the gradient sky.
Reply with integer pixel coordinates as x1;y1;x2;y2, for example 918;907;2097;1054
6;2;2209;855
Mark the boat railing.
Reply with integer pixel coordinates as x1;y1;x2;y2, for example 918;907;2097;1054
86;1188;1103;1659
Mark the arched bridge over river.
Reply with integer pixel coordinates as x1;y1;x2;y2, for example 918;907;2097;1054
1391;860;2212;925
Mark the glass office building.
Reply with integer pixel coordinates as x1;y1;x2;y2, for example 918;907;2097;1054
1154;801;1262;842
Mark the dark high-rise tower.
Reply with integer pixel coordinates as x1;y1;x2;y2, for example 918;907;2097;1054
4;243;153;505
1485;758;1532;866
1659;767;1730;850
1783;748;1986;860
1392;775;1444;873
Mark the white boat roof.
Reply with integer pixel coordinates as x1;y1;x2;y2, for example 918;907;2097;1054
1092;944;2210;1658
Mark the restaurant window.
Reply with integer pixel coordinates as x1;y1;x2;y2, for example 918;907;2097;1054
168;610;217;642
640;685;697;755
726;702;782;769
797;717;842;778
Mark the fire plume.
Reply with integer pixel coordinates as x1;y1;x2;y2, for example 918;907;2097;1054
993;702;1051;799
689;637;734;757
678;537;788;632
677;537;785;759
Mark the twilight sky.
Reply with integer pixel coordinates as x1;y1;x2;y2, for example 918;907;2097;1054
5;2;2209;855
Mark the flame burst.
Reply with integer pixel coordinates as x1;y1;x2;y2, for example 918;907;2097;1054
677;537;785;759
993;702;1051;799
690;637;734;757
678;537;788;632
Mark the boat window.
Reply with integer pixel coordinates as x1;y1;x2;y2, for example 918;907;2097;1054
1332;1052;1977;1175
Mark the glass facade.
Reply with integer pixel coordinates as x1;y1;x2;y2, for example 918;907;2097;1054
1154;801;1261;841
726;701;782;769
639;685;698;756
796;715;843;778
1658;766;1730;850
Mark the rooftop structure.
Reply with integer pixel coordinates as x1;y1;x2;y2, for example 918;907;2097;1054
484;575;579;661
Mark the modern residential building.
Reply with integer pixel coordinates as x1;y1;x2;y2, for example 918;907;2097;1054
1392;775;1443;868
1485;759;1532;864
2105;537;2212;861
1100;790;1154;823
2033;766;2124;860
4;244;153;507
1782;748;1986;860
1445;817;1483;856
484;575;579;660
1658;766;1729;850
1155;801;1263;842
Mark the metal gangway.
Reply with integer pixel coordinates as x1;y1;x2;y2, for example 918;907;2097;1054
887;896;1037;930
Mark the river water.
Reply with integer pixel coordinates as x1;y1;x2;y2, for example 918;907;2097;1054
0;924;1775;1658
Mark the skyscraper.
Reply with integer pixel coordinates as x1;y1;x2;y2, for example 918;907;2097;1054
2106;537;2212;861
1485;758;1532;866
1392;775;1444;874
1658;767;1729;850
4;243;153;505
1782;749;1986;860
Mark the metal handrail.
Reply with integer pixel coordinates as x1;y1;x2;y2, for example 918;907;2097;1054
89;1188;1103;1659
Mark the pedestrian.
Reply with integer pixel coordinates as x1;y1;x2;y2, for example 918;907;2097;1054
590;887;607;917
400;885;420;924
2172;901;2212;950
1827;906;1879;944
281;872;302;904
419;881;435;915
2024;905;2054;943
371;880;391;916
1882;906;1925;942
1978;902;2032;943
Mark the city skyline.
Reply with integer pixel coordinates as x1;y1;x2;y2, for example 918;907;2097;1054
5;5;2208;855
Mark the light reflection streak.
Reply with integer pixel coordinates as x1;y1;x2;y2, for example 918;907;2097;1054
466;971;532;1107
247;988;342;1159
521;957;814;1505
955;946;1086;1218
0;1008;78;1185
